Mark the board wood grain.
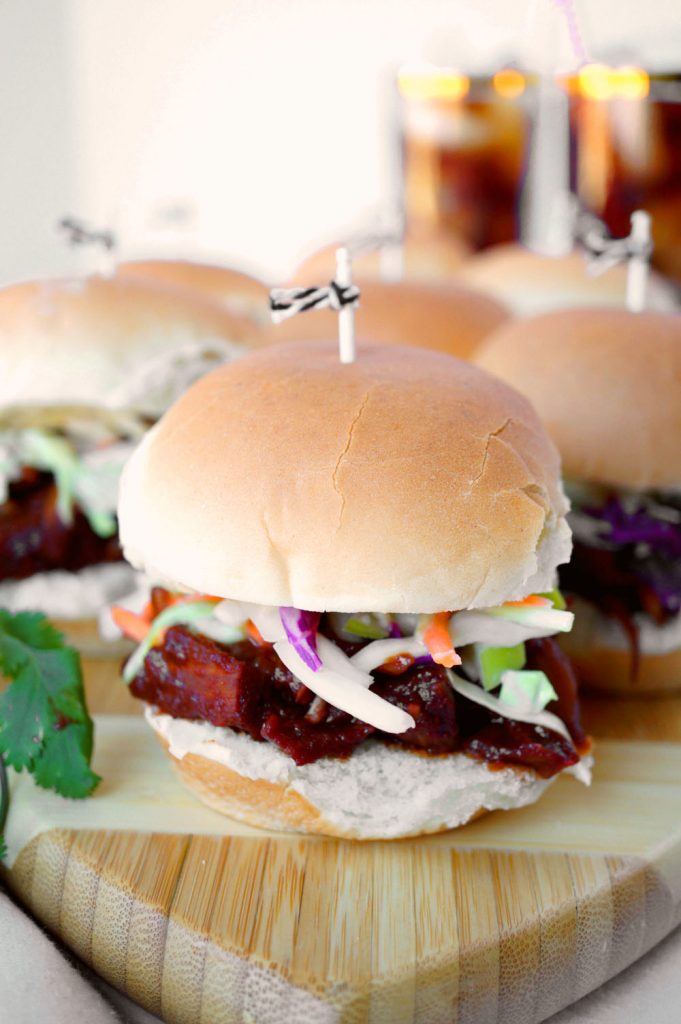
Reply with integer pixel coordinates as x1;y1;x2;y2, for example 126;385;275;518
3;658;681;1024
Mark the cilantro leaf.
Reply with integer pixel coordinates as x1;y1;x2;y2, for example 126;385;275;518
0;670;48;770
0;610;100;800
0;609;67;652
32;722;100;799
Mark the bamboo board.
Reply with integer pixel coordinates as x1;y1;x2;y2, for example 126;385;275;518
4;662;681;1024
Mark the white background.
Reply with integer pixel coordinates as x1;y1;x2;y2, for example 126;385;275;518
1;0;680;283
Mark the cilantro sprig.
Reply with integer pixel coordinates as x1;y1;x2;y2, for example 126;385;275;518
0;611;101;857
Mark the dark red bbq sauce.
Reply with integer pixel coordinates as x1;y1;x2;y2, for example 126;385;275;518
461;719;578;778
129;617;586;773
0;470;122;580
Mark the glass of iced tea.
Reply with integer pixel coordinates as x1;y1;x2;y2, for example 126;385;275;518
397;64;531;253
570;64;681;283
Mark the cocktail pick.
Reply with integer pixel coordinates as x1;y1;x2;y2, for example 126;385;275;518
57;216;117;278
521;0;588;256
270;248;361;364
578;209;653;312
344;207;405;282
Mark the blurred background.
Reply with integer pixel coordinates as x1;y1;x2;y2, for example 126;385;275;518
2;0;681;283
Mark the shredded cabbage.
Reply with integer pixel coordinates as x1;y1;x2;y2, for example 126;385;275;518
540;588;567;611
121;592;577;749
568;488;681;618
477;643;526;691
20;429;80;524
215;599;283;641
0;428;134;539
450;610;560;648
72;442;134;538
498;670;557;714
344;615;390;640
350;637;426;674
191;617;245;646
446;672;571;744
274;636;414;733
279;607;321;671
485;605;574;632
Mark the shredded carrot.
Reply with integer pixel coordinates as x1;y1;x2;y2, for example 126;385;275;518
245;619;269;646
167;592;221;607
503;595;552;609
111;606;152;643
422;613;461;668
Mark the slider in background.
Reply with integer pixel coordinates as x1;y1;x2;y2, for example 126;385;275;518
117;258;271;324
476;307;681;694
292;226;470;286
456;242;679;317
268;269;509;361
0;272;264;655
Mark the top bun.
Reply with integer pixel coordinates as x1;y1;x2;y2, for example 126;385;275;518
265;278;509;360
475;308;681;490
292;229;470;285
0;274;263;414
457;244;678;316
119;341;570;612
117;259;270;321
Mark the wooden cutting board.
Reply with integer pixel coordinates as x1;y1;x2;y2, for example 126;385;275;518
4;658;681;1024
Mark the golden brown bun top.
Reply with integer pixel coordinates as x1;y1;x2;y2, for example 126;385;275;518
119;341;570;612
476;307;681;489
117;259;270;319
457;244;679;316
292;230;470;286
265;278;509;360
0;274;263;411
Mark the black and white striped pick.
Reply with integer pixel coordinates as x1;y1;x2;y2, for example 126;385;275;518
269;280;360;324
576;209;652;312
57;216;116;251
271;248;360;363
577;210;652;277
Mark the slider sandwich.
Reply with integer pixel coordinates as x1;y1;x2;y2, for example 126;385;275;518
457;243;678;317
477;308;681;692
118;259;271;323
292;227;470;285
0;274;261;652
115;341;590;838
267;277;509;360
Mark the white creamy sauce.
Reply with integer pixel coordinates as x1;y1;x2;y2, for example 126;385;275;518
106;338;245;416
0;562;139;618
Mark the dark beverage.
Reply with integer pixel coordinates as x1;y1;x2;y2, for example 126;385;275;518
571;65;681;282
398;67;530;253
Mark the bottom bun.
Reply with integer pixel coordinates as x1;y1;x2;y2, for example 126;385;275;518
561;599;681;695
146;708;570;839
